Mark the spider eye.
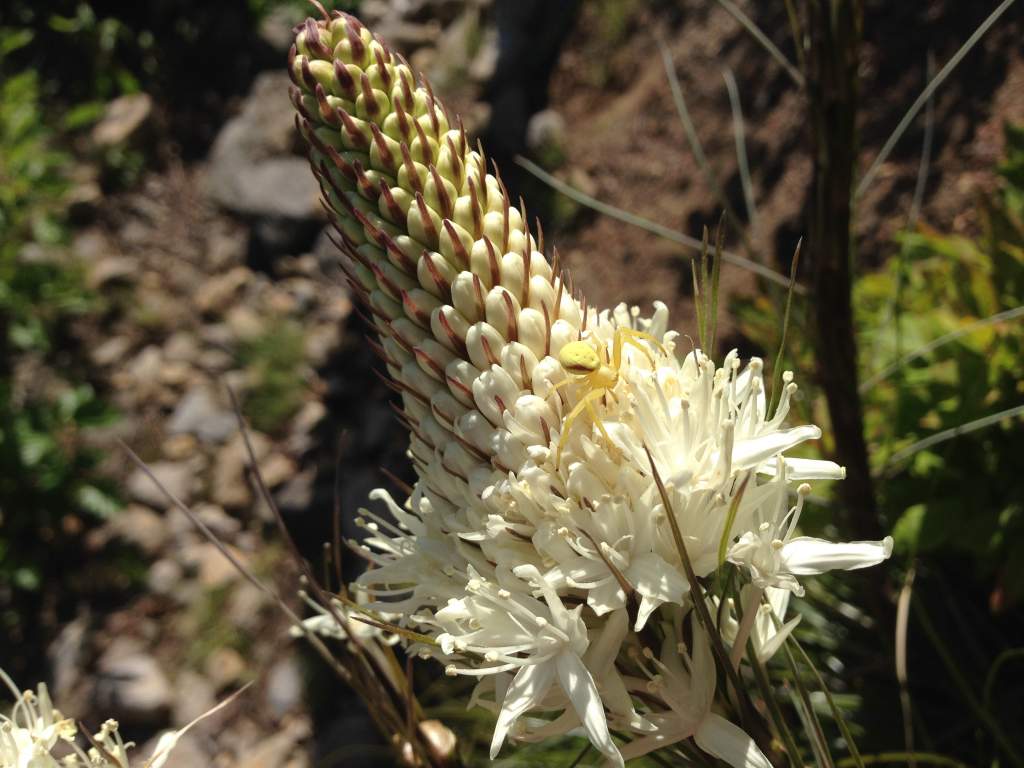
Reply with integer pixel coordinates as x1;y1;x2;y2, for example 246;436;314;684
558;341;601;374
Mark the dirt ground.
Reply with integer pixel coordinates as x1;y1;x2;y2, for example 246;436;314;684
547;0;1024;343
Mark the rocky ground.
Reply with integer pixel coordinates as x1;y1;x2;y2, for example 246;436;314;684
33;0;1024;765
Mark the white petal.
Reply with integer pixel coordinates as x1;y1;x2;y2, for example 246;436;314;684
732;425;821;470
756;615;801;662
757;457;845;480
628;553;689;630
584;610;627;673
490;662;556;759
695;713;773;768
555;653;623;768
616;722;687;763
782;536;894;575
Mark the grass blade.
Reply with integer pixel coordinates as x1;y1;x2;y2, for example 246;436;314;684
882;403;1024;472
515;156;800;291
768;240;802;417
723;67;759;230
859;306;1024;394
713;0;804;87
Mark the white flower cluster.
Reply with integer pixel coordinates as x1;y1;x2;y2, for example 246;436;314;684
354;303;893;767
1;668;221;768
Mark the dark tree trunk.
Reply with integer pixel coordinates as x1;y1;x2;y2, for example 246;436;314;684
805;0;883;542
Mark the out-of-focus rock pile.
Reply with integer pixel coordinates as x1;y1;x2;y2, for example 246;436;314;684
49;2;510;765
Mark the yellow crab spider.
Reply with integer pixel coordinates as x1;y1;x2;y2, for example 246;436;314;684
553;327;666;468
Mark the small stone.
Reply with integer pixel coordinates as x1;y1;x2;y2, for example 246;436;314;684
148;558;183;596
258;453;295;489
265;657;303;719
92;93;153;147
212;432;271;509
87;256;136;288
127;460;193;509
189;541;247;589
105;504;169;555
205;647;247;690
96;642;172;724
168;384;238;444
162;433;198;460
226;582;265;633
143;731;210;766
273;467;316;515
226;305;264;342
127;345;163;383
158;360;193;387
164;332;200;363
234;719;310;768
91;336;134;367
170;670;217;730
196;266;253;314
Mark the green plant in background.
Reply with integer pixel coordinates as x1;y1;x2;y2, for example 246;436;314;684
238;319;308;435
861;124;1024;602
0;27;122;677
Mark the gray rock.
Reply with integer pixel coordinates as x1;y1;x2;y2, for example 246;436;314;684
148;558;184;596
92;93;153;147
170;670;217;730
265;657;303;719
167;384;238;443
127;460;194;508
103;504;170;556
96;642;172;724
206;73;320;220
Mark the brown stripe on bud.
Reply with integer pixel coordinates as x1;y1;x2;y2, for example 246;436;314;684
304;19;331;59
393;99;412;141
369;123;397;172
467;177;484;239
400;143;424;194
413;119;434;165
379;231;418;274
372;45;392;89
412;192;440;247
334;59;356;98
413;345;447;382
336;108;369;150
378;181;405;224
502;290;519;342
345;18;366;63
441;220;470;269
427;166;453;219
418;250;453;300
432;306;469;358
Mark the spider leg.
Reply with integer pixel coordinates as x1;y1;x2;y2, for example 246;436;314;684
555;388;613;468
614;327;666;368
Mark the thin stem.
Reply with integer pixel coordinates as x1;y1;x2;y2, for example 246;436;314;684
515;155;801;291
768;240;801;418
750;650;804;765
723;67;759;231
729;584;764;671
895;566;917;767
658;39;750;252
855;0;1018;199
882;403;1024;472
713;0;804;87
911;596;1024;764
836;754;969;768
859;306;1024;393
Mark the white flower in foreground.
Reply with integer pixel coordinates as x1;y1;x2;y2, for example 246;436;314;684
721;584;801;663
1;666;242;768
430;565;623;767
619;619;772;768
728;470;893;596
